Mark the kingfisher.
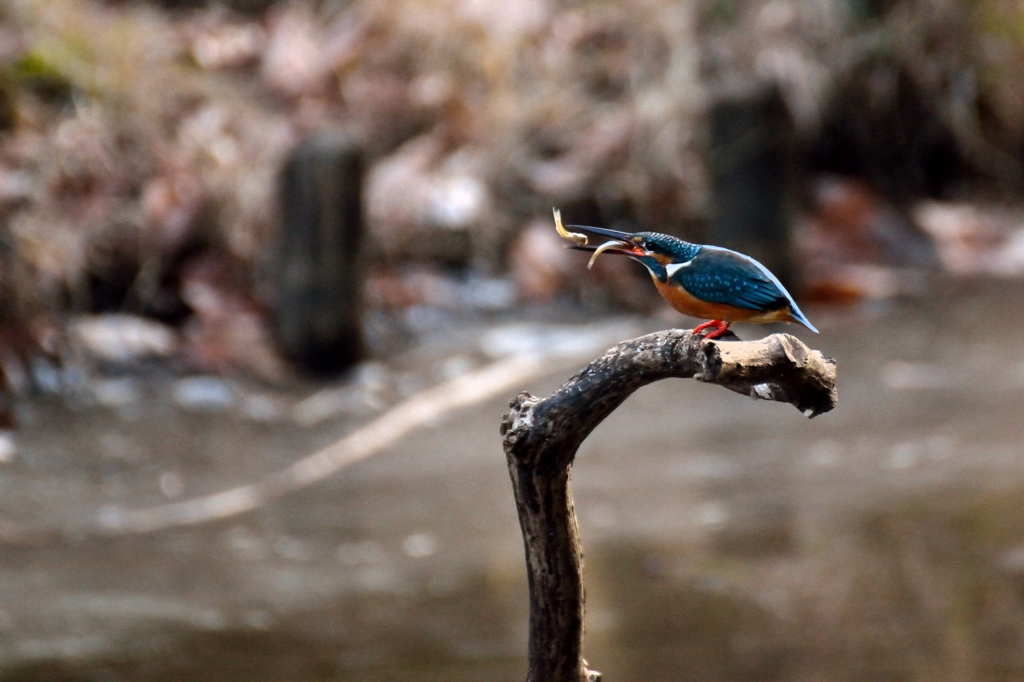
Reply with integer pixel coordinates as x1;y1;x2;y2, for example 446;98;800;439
553;209;817;339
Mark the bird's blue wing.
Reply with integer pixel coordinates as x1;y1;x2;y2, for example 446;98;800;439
673;247;790;312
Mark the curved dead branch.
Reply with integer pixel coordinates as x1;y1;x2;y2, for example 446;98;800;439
500;330;837;682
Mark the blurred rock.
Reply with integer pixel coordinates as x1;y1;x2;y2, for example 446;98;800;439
223;525;269;561
292;386;367;427
402;532;438;559
0;319;61;403
171;376;236;412
0;166;33;210
158;471;185;499
69;315;178;365
238;392;287;422
91;377;142;409
914;202;1024;276
354;362;389;392
401;306;455;336
0;431;15;464
436;354;475;381
29;357;61;394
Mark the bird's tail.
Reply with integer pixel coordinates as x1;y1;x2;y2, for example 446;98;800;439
788;304;818;333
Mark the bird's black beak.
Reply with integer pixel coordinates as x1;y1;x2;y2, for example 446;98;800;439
563;225;648;269
565;224;635;241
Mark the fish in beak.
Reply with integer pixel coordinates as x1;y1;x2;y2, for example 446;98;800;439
587;240;634;269
551;208;647;267
552;208;588;246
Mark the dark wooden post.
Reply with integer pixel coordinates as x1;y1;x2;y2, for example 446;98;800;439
501;331;837;681
274;132;364;375
707;79;795;283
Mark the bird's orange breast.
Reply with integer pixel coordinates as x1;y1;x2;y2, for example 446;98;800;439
652;276;794;324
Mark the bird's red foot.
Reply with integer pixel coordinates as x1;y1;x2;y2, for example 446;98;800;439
692;319;730;340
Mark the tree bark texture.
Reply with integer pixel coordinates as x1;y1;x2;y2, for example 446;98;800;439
500;330;837;682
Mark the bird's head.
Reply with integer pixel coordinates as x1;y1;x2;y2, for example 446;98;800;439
562;223;700;281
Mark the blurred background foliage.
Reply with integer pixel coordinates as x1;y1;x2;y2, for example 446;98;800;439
0;0;1023;371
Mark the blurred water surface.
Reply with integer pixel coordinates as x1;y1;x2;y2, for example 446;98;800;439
1;279;1024;681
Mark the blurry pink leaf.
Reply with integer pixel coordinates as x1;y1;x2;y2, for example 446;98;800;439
192;23;265;71
142;172;203;251
261;9;328;97
456;0;550;39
